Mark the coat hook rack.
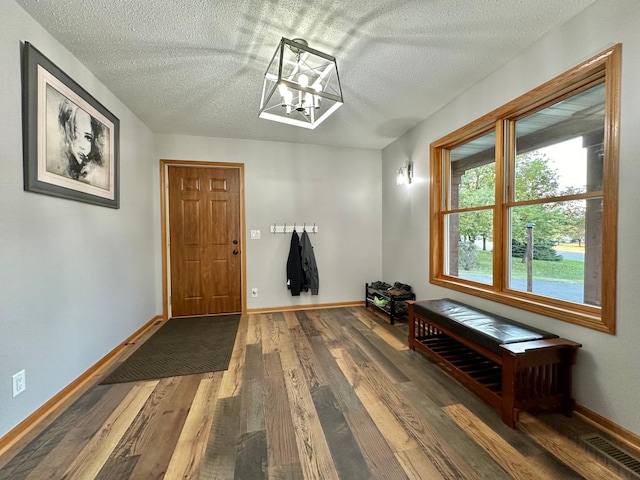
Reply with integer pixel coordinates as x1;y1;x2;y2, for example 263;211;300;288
269;223;318;234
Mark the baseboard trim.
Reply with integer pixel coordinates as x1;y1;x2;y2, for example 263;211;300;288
0;314;163;458
574;404;640;453
246;300;363;314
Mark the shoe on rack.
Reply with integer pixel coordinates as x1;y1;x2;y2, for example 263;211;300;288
395;303;408;315
373;296;389;307
393;282;412;291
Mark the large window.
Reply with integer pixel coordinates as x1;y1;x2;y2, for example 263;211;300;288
430;45;621;333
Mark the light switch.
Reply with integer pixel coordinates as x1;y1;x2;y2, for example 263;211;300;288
250;230;261;240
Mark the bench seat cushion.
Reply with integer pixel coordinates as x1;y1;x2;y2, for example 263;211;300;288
413;298;558;356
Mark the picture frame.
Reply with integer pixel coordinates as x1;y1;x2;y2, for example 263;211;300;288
22;42;120;208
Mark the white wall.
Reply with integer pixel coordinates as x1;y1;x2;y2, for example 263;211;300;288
154;135;382;311
0;2;158;438
382;0;640;436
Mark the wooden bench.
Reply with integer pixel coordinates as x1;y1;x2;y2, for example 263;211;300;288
408;298;581;427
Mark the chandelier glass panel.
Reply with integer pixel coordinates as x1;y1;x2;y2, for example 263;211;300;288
259;38;343;129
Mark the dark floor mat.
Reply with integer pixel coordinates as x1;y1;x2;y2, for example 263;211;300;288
100;314;240;384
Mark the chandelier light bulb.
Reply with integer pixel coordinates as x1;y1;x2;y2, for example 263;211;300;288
278;84;289;107
284;89;293;103
312;82;322;108
285;89;293;114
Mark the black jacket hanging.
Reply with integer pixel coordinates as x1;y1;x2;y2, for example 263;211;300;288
286;230;306;296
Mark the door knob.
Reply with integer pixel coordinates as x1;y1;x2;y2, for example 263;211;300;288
233;250;239;255
233;240;238;245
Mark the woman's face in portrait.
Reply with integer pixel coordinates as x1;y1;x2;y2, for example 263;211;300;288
71;109;93;164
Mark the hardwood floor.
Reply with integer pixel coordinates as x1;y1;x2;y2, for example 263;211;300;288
0;307;637;479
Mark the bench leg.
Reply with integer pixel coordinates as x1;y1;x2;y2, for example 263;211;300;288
501;353;518;428
408;305;415;350
559;347;579;417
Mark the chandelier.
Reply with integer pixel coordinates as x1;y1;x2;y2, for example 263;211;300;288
259;37;343;129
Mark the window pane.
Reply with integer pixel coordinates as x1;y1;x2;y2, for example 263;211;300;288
450;131;495;209
445;211;493;285
507;199;601;307
514;83;605;201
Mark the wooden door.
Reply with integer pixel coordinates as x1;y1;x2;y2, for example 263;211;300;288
168;166;242;316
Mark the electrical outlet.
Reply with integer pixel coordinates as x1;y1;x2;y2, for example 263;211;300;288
250;230;261;240
12;370;26;397
251;288;258;297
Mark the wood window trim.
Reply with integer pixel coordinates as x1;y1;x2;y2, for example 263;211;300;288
429;44;621;334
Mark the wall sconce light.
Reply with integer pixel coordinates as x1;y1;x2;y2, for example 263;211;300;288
396;161;413;185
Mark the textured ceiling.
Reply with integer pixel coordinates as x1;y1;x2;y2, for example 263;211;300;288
15;0;598;150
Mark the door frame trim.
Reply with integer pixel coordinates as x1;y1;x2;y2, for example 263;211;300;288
160;159;247;319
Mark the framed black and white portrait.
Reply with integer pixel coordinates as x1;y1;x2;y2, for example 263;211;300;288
22;42;120;208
